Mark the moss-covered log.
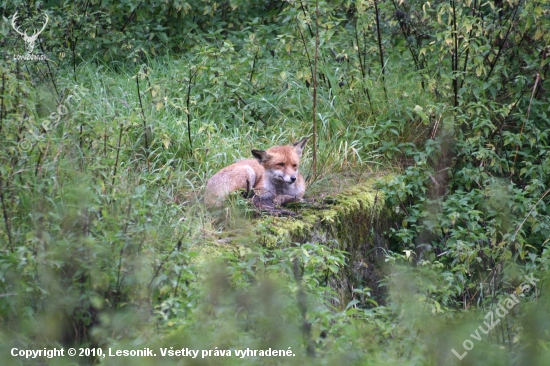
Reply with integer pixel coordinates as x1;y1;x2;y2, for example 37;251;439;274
255;175;393;308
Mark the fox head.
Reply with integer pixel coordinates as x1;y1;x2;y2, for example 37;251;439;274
251;138;308;185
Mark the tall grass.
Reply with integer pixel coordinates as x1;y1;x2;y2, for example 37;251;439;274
6;0;548;362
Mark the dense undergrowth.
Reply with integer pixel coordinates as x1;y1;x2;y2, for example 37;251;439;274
1;0;549;365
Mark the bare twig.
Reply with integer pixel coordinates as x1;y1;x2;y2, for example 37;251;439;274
353;20;374;115
135;69;151;171
0;178;13;252
186;68;193;153
485;4;519;82
136;71;149;151
459;0;480;90
249;49;258;83
185;60;208;156
227;87;267;125
111;123;124;188
296;18;314;80
312;0;319;178
512;73;541;166
121;1;143;34
149;240;182;289
298;0;314;37
374;0;387;101
390;0;423;79
0;73;4;132
512;187;550;240
451;0;458;107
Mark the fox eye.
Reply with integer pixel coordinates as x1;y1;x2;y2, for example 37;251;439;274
293;164;297;168
277;162;285;167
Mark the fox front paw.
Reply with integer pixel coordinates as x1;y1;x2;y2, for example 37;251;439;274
274;194;300;206
253;191;276;209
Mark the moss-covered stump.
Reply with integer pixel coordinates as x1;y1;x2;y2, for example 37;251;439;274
255;175;393;308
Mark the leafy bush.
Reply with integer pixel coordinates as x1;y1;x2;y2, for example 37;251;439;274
1;0;550;364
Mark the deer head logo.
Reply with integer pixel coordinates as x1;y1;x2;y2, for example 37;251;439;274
11;12;49;54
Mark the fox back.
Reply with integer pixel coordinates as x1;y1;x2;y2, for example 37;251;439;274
204;138;307;207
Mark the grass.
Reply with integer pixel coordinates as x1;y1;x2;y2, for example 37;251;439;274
0;12;460;363
2;0;550;362
47;52;394;198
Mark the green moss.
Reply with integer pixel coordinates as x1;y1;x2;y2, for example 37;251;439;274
198;175;394;306
256;176;387;245
250;175;394;306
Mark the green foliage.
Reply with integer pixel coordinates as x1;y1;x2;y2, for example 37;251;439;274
1;0;550;364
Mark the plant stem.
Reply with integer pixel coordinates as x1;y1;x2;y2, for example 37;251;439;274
121;1;143;34
185;60;207;156
460;0;480;90
112;123;123;188
0;73;4;133
312;0;319;177
0;178;13;252
485;3;519;81
512;73;541;167
136;73;148;150
390;0;423;85
135;71;150;170
451;0;458;107
353;19;374;115
249;50;258;83
513;186;550;240
38;41;60;100
299;0;314;37
186;68;193;154
71;20;78;83
373;0;387;101
149;239;182;289
296;18;314;80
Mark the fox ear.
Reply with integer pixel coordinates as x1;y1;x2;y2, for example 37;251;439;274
292;138;308;156
252;149;270;163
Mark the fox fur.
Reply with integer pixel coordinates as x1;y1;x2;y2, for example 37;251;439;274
204;138;308;207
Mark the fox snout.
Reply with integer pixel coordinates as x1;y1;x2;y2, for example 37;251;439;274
272;171;298;184
280;173;297;184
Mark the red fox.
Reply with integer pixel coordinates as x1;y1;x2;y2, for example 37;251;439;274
204;138;308;207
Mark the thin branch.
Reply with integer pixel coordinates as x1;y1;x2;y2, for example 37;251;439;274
185;60;208;156
0;178;13;252
296;18;314;80
373;0;387;101
136;71;149;150
451;0;458;107
485;4;519;81
227;86;267;125
249;49;258;83
149;240;182;289
512;73;541;166
312;0;319;177
390;0;422;74
186;68;194;153
512;186;550;240
0;73;4;133
460;0;479;90
121;1;143;34
353;19;374;115
298;0;314;37
112;123;124;188
135;70;151;171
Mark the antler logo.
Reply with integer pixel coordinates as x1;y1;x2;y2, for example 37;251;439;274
11;11;49;54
